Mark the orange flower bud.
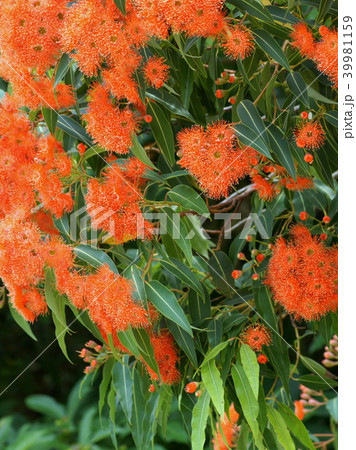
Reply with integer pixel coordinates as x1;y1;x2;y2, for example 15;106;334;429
185;382;199;393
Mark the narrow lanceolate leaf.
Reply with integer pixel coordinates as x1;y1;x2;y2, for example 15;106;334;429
167;185;210;216
286;72;310;107
228;0;275;24
130;134;156;169
146;88;195;121
254;29;290;70
234;123;272;160
123;264;147;305
277;403;315;450
74;244;118;273
160;207;193;265
191;390;210;450
231;364;264;449
201;340;231;367
160;257;204;298
147;102;175;166
240;344;260;400
132;328;159;373
167;320;198;367
98;358;114;418
57;115;93;145
112;357;133;424
201;359;224;417
237;100;268;145
8;302;37;341
267;405;296;450
146;280;193;336
266;123;296;179
42;107;58;135
54;53;71;86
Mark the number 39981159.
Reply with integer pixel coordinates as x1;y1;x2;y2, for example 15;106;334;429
343;16;353;79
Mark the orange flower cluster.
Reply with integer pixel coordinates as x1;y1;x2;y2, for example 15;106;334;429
177;121;255;198
143;56;170;89
221;24;254;60
294;121;326;150
212;403;240;450
290;24;338;87
0;94;73;220
265;225;338;321
0;0;74;109
83;84;139;154
144;331;181;384
85;157;153;244
240;324;272;352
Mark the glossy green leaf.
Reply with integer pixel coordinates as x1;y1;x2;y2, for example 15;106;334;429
112;357;133;423
57;115;93;145
146;280;193;336
146;88;195;121
98;358;114;418
160;258;204;298
167;320;198;367
42;107;58;135
191;390;210;450
234;123;272;159
277;403;315;450
8;301;37;341
266;123;296;179
147;102;175;166
54;53;71;86
201;340;231;367
74;244;118;273
228;0;275;24
130;134;156;169
297;374;338;391
267;405;296;450
201;359;224;417
240;343;259;400
237;100;268;144
254;29;290;70
167;185;209;216
286;72;310;107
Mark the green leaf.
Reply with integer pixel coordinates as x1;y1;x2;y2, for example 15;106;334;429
168;185;210;216
231;363;264;448
74;244;118;273
300;355;335;380
240;343;259;400
132;328;159;373
307;86;337;105
114;0;126;14
146;280;193;336
207;251;235;298
42;107;58;135
201;359;224;417
254;29;290;70
266;123;296;179
54;53;71;86
130;134;156;169
147;102;175;166
25;395;65;420
160;257;204;298
237;100;268;145
44;271;71;362
286;72;310;107
296;374;338;391
201;340;231;367
146;88;195;121
167;320;198;367
326;397;338;422
123;264;146;305
116;328;141;360
267;405;296;450
160;207;193;265
57;115;93;145
112;357;133;423
234;123;272;159
324;110;338;127
277;403;315;450
8;301;37;341
191;390;210;450
228;0;275;24
98;358;114;419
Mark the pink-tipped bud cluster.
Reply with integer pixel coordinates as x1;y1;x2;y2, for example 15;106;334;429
322;335;338;368
79;340;108;374
298;384;325;409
